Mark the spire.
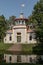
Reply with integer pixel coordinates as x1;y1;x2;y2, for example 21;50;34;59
19;13;24;18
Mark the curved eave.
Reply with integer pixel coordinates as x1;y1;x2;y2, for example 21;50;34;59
27;30;34;33
5;30;13;34
14;18;28;21
5;32;12;34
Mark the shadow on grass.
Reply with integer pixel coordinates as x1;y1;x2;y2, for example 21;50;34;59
32;43;43;55
0;63;43;65
32;43;43;64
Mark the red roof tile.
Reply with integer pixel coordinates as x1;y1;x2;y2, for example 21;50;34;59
6;30;13;33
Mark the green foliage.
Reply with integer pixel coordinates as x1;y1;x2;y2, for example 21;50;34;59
33;0;43;43
32;0;43;54
7;16;16;29
0;42;13;54
0;42;12;50
22;44;34;52
0;15;7;42
28;0;43;44
9;16;16;25
28;0;43;43
21;44;36;55
28;15;37;25
33;0;43;24
0;43;36;54
33;44;43;54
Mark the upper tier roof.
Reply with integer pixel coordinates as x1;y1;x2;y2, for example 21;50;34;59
15;18;28;21
15;13;28;21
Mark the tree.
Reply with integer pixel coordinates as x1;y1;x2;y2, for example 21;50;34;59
28;15;38;30
33;0;43;43
9;16;16;25
8;16;16;29
32;0;43;54
0;15;7;42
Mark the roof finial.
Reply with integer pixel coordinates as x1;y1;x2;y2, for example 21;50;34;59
20;13;24;18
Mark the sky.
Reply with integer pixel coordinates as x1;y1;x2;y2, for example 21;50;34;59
0;0;39;19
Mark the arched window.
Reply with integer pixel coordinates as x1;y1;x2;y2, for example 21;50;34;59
9;36;12;41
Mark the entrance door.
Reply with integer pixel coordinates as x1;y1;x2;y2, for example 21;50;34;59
17;36;21;42
17;33;21;42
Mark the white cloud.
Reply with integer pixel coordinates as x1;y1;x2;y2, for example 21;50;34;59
21;4;25;7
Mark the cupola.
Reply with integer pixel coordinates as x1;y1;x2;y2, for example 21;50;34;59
15;13;28;25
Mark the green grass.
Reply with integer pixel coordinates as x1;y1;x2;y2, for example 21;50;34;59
0;42;37;54
21;44;36;54
0;42;13;54
0;42;13;50
22;44;33;51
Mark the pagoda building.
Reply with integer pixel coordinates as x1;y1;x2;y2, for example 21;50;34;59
4;13;36;44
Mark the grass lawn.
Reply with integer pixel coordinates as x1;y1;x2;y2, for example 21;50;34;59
0;42;12;50
0;42;37;54
0;42;13;54
22;44;36;54
22;44;34;51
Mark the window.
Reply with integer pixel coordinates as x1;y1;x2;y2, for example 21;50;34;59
17;33;21;42
17;55;21;62
9;36;12;41
22;20;24;24
29;35;32;40
9;56;12;62
17;33;21;35
5;39;6;41
17;36;21;42
32;33;36;39
29;33;32;40
30;26;33;29
29;57;32;63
